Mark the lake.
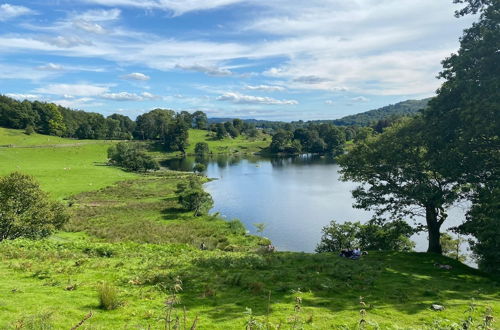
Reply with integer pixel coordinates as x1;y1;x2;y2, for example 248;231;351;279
164;155;469;253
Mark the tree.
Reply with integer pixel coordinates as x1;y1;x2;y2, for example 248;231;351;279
422;0;499;270
338;119;461;254
315;219;415;253
194;142;210;155
215;123;227;140
440;233;467;263
253;223;266;237
193;163;206;174
107;143;159;172
176;178;213;216
0;172;69;241
315;221;362;252
24;125;35;135
192;111;208;129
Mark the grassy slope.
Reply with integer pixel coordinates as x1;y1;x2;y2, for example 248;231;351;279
0;127;498;328
0;238;498;329
163;129;270;157
0;127;98;147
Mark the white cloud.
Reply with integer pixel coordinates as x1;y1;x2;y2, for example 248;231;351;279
0;3;34;21
75;9;121;21
324;100;334;105
292;76;330;84
100;91;159;101
37;63;63;71
5;93;41;101
121;72;150;81
245;85;285;92
73;20;107;34
44;36;93;48
176;64;232;76
35;84;109;96
83;0;245;16
351;96;369;102
216;92;298;105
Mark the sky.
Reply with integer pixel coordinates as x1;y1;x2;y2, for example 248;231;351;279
0;0;474;121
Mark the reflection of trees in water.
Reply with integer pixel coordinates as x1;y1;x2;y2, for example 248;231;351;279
270;154;336;168
163;153;337;172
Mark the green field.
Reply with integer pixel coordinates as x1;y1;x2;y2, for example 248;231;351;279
178;129;269;156
0;127;498;329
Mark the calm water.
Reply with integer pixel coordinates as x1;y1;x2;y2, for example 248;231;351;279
164;155;468;253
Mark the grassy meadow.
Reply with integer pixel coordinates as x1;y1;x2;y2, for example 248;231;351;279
0;127;498;329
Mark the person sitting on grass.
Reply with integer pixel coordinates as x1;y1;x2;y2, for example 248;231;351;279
351;247;362;259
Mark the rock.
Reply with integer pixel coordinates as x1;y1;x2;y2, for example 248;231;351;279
431;304;445;311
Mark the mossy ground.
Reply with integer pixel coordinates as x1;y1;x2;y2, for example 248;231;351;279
0;127;498;329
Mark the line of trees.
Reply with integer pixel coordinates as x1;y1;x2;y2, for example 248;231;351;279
338;0;499;274
269;123;347;155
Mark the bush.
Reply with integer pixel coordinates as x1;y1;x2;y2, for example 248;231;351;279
194;142;209;155
176;177;213;216
193;163;206;173
24;125;35;135
97;282;121;310
0;172;69;241
107;142;159;172
316;219;415;253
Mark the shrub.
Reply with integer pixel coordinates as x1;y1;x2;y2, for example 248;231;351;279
0;172;69;242
107;142;159;172
316;219;415;253
193;163;206;173
194;142;209;155
97;282;121;310
24;125;35;135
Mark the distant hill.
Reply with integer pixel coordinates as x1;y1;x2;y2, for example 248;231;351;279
331;98;431;126
209;98;432;128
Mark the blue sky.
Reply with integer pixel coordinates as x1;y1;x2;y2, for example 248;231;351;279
0;1;474;121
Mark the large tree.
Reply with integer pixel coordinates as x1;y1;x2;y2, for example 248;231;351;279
338;119;461;254
423;0;499;270
0;172;69;241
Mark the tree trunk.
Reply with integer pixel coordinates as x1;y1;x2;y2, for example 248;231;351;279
426;205;443;254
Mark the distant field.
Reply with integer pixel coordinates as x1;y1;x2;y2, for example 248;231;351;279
0;127;98;147
0;130;137;198
184;129;269;155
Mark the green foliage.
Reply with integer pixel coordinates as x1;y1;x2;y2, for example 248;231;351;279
422;1;499;271
107;142;159;172
24;125;35;135
194;142;210;155
97;282;121;310
192;163;206;173
178;186;213;216
440;233;467;263
338;119;461;254
333;98;430;126
315;219;415;253
0;172;69;241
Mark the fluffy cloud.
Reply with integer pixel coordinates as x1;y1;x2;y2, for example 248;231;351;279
35;84;109;96
37;63;63;71
0;4;34;21
44;36;93;48
121;72;150;81
73;20;106;34
216;92;298;105
176;64;232;76
245;85;285;92
82;0;245;16
101;91;159;101
5;93;41;101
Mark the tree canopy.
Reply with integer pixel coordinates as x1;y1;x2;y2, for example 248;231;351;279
0;172;69;241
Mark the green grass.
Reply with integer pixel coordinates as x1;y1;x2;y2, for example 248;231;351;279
160;129;270;158
0;143;137;199
0;238;498;329
0;127;102;147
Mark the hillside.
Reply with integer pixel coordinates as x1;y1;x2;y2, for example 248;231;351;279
332;98;431;126
208;98;431;129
